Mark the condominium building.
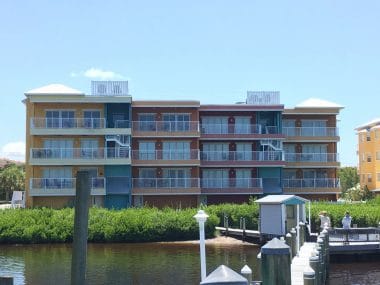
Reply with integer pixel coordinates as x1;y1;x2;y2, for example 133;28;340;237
282;99;342;200
356;119;380;193
25;81;132;208
24;82;342;208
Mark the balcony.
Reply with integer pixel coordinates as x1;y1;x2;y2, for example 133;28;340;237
282;127;339;141
131;150;200;166
200;124;283;140
132;178;200;194
30;117;131;135
282;178;340;194
132;121;199;137
201;151;285;166
285;153;339;167
201;178;263;194
29;177;106;196
30;147;131;165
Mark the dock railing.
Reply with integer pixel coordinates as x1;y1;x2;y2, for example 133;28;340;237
329;227;380;244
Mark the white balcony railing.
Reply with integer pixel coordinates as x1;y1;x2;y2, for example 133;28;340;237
246;91;280;105
31;118;130;129
282;178;340;188
30;177;105;190
132;150;199;160
31;147;130;160
200;124;262;135
201;178;263;188
132;121;199;132
285;153;339;162
282;127;338;137
132;178;200;188
201;151;284;161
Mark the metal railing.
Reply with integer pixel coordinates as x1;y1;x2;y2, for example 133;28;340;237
285;153;339;162
200;151;284;161
132;178;200;188
132;121;199;132
282;127;338;137
201;178;263;188
200;124;262;135
329;228;380;243
30;177;105;190
282;178;340;188
31;118;131;129
31;147;130;160
132;149;199;160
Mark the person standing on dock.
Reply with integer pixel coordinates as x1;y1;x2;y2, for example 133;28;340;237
319;211;331;229
342;211;352;229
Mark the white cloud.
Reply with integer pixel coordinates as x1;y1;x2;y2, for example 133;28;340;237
70;68;125;80
0;141;25;162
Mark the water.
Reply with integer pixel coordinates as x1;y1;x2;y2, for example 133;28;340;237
0;243;379;285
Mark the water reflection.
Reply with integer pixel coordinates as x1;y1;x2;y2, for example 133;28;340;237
1;243;380;285
0;242;259;285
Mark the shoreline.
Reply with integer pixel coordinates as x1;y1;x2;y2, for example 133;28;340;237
160;235;259;246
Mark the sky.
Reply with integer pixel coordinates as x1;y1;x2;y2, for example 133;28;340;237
0;0;379;166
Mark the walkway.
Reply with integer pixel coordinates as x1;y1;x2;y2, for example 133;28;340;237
291;242;317;285
0;203;11;210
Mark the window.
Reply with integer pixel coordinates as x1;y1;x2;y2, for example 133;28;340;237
283;120;296;136
46;110;75;128
162;113;190;131
202;143;229;160
42;167;72;189
138;168;156;187
202;169;228;188
84;110;101;128
43;139;74;158
235;117;251;134
367;132;371;141
201;116;228;134
368;174;372;183
367;154;372;163
376;152;380;160
163;168;191;187
80;139;99;158
163;141;190;160
301;120;327;136
235;169;251;187
139;142;155;160
138;114;156;131
301;144;327;162
236;143;252;160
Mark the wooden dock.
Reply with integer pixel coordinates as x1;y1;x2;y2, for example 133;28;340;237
215;226;260;239
291;242;317;285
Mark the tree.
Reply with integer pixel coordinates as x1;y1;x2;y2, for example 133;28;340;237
339;167;359;194
0;163;25;201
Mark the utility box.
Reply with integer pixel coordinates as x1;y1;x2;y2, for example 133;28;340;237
256;195;308;238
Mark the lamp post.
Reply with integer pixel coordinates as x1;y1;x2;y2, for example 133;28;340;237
194;209;209;281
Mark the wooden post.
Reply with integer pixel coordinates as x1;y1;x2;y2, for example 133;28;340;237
240;265;252;284
316;244;323;285
261;238;291;285
299;222;305;246
256;252;262;281
285;233;293;260
322;228;330;278
309;255;320;285
0;277;13;285
224;214;229;237
290;228;297;258
71;171;91;285
317;237;325;284
303;267;315;285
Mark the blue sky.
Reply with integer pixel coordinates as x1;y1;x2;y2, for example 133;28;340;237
0;0;379;166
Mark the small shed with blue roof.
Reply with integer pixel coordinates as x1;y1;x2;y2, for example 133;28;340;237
255;195;310;237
